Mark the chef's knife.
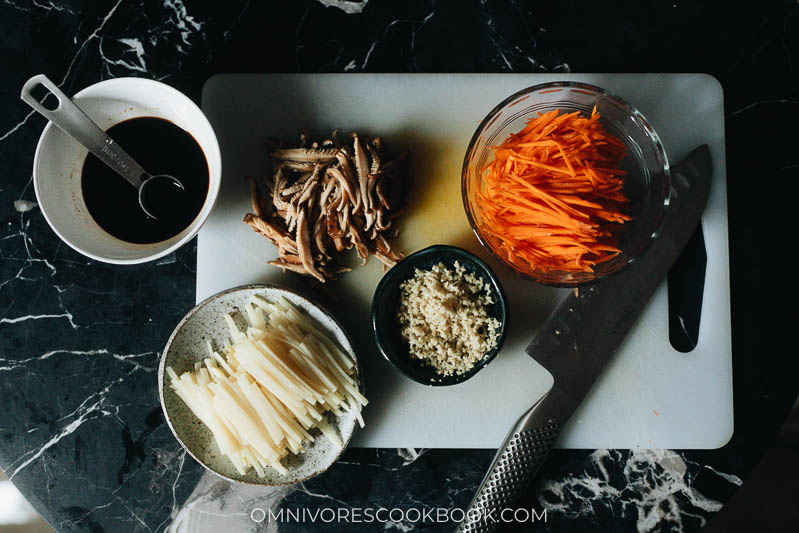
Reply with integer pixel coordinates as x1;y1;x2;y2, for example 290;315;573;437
457;145;712;533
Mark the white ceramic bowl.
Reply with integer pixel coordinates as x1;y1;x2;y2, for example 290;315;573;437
32;77;221;264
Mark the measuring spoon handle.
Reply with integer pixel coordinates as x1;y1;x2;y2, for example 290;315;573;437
21;74;149;189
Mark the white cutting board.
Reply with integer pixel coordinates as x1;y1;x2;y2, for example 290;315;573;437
198;74;732;449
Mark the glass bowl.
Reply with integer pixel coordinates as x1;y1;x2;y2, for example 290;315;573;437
462;81;670;287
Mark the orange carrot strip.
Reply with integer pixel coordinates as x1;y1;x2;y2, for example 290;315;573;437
474;106;632;273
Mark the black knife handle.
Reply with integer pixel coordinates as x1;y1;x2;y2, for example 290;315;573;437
457;395;562;533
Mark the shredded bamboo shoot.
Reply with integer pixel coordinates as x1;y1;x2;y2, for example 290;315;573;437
167;295;366;478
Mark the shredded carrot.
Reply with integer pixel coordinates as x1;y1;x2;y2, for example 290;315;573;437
475;107;632;274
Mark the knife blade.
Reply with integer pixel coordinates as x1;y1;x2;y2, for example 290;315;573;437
457;145;713;533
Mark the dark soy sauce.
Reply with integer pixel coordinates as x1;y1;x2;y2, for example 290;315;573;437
81;117;209;244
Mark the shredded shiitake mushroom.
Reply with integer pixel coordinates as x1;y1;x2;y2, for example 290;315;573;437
244;130;409;282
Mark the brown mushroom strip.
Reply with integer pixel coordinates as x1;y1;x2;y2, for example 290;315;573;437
333;236;345;252
352;134;371;212
277;160;319;172
366;174;379;216
296;177;319;206
271;168;290;211
246;177;263;218
374;208;388;231
373;251;397;267
334;151;361;213
271;147;338;163
327;167;359;209
279;172;313;197
314;215;328;257
319;265;353;276
325;205;343;238
339;207;350;235
375;177;392;210
347;221;370;265
296;208;326;283
366;143;381;175
376;234;402;262
318;175;336;207
243;214;298;254
268;259;310;275
277;254;303;265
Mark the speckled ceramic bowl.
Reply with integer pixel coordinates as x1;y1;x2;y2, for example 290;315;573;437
158;284;363;486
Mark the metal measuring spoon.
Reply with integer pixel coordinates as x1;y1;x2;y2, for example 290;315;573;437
20;74;184;220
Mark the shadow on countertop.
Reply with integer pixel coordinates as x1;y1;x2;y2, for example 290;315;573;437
703;396;799;533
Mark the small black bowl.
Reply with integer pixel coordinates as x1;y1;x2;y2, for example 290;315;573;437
371;245;508;386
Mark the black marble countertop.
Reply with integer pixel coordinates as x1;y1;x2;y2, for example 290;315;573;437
2;1;798;532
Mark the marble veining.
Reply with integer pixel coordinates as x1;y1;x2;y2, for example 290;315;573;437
316;0;369;15
165;446;743;532
1;0;797;531
537;450;743;533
